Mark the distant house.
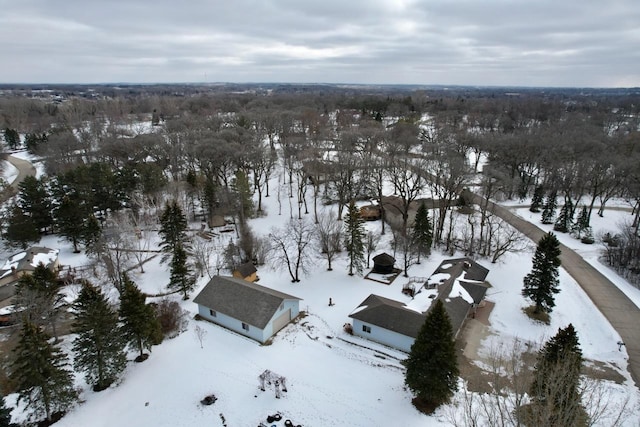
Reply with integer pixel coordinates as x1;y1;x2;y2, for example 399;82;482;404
0;247;60;288
359;205;381;221
349;258;489;352
232;262;258;282
372;253;395;274
193;276;302;344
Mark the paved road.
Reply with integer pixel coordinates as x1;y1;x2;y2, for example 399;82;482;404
464;190;640;388
4;154;36;191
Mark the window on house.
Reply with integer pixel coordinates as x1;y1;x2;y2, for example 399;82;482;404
209;309;216;317
242;322;249;331
362;325;371;333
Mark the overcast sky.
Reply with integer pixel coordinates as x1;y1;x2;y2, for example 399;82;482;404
1;0;638;87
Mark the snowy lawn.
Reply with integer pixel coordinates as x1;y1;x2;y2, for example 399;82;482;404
5;186;640;426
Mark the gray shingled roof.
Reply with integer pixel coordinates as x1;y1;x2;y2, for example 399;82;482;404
235;262;257;278
193;276;301;329
435;257;489;282
349;258;491;341
349;294;426;338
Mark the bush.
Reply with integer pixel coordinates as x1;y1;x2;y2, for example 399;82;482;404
155;299;187;338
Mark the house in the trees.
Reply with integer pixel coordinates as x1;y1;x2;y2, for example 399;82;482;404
372;253;396;274
349;258;489;352
193;276;302;344
232;262;258;282
0;247;60;288
359;204;381;221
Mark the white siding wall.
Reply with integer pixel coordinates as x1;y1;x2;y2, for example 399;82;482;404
351;319;414;353
197;299;300;344
198;305;267;343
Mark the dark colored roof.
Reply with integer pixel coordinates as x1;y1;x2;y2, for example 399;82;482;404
435;257;489;282
193;276;301;329
349;294;425;338
441;297;471;337
373;253;395;266
460;281;489;305
350;258;491;342
235;262;257;277
0;246;59;280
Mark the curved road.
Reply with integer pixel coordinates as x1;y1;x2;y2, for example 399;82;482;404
464;190;640;388
4;154;37;191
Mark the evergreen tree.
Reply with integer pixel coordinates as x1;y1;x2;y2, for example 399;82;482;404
81;213;102;251
159;199;188;259
120;274;163;361
541;191;557;224
404;299;458;412
168;243;196;300
572;205;590;238
3;205;40;249
72;282;127;392
0;393;17;427
24;132;47;154
530;185;544;213
344;200;366;276
522;232;562;314
3;128;20;150
528;324;584;426
412;201;433;264
17;176;53;233
553;200;573;233
54;193;88;253
10;321;77;423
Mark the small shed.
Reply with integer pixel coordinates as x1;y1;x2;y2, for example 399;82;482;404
372;253;395;274
233;262;258;282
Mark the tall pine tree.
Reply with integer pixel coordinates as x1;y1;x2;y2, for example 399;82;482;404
553;200;573;233
72;282;127;391
17;175;53;233
168;243;196;300
3;205;40;250
541;191;557;224
344;200;366;276
530;185;544;213
120;274;163;361
522;232;562;314
404;299;459;412
10;321;77;424
159;199;188;257
412;201;433;264
528;324;585;426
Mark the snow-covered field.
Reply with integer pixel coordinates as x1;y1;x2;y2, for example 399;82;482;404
5;179;640;426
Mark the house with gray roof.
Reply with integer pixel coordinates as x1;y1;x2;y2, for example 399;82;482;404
0;246;60;288
193;275;302;344
349;258;489;352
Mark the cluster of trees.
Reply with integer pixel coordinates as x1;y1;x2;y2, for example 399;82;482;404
405;299;590;425
5;266;168;425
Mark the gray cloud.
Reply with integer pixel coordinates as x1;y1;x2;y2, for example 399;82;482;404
0;0;638;86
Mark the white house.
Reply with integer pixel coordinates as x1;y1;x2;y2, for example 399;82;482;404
193;276;302;344
349;258;490;353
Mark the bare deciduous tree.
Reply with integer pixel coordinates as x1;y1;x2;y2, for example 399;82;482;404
269;218;314;282
315;209;342;271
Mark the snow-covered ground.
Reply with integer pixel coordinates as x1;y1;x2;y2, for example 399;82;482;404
511;205;640;309
1;159;18;184
5;179;640;426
